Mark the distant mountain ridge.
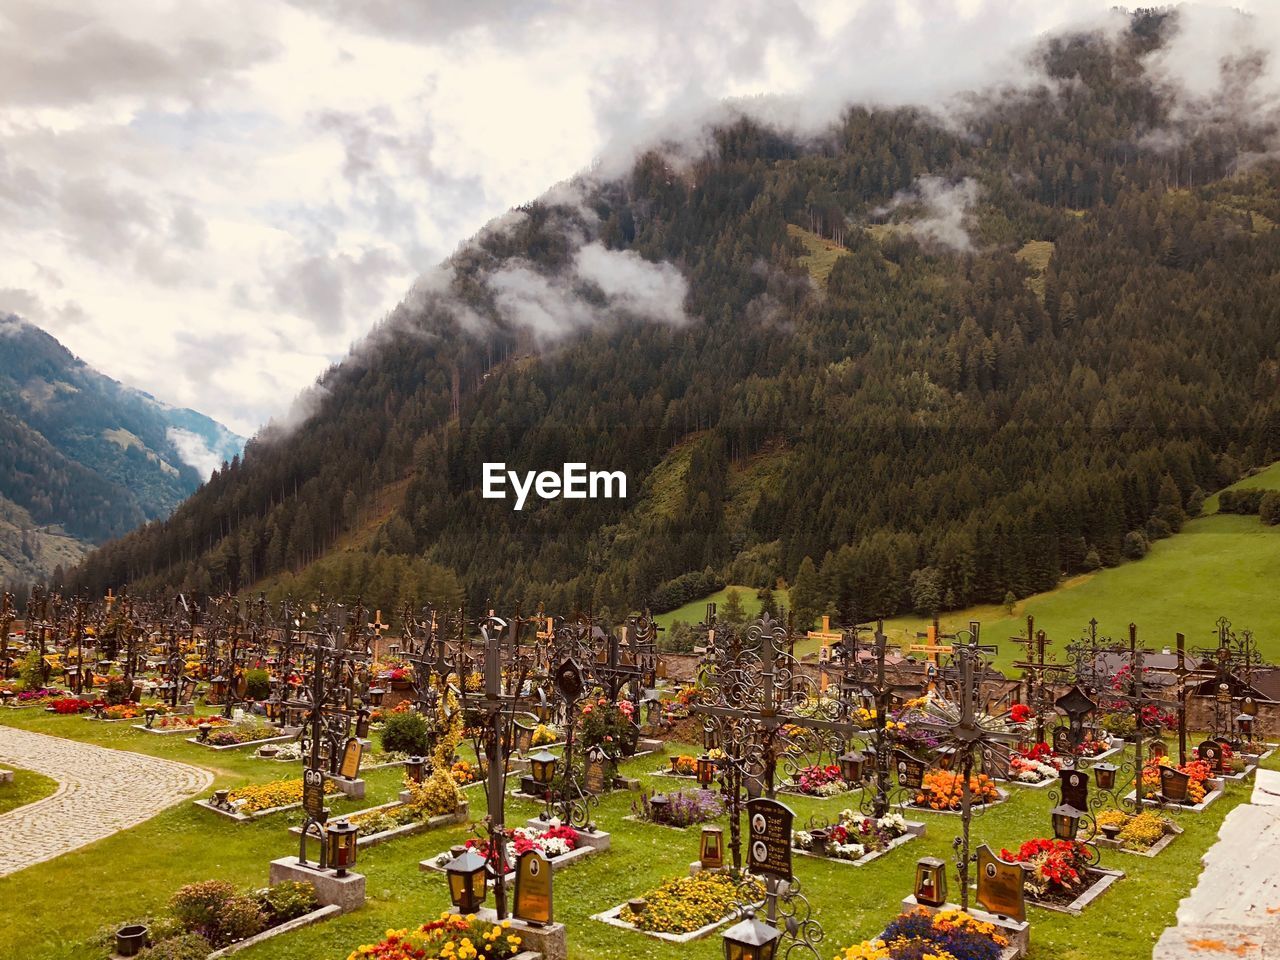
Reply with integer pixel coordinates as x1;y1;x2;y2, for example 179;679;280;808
0;314;245;581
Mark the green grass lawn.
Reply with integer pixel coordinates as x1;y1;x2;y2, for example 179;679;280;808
0;710;1265;960
654;585;791;632
0;764;57;815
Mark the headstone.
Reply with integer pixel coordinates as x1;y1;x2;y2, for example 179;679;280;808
894;750;925;789
514;850;553;926
976;844;1027;922
1161;766;1191;803
340;738;364;780
1059;768;1088;809
746;797;794;881
303;767;327;820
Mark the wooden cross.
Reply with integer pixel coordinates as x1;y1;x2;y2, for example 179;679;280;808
807;615;843;687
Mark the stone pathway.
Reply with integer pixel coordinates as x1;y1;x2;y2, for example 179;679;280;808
0;726;213;877
1155;769;1280;958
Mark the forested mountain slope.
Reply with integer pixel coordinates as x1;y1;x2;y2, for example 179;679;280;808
70;11;1280;624
0;316;244;581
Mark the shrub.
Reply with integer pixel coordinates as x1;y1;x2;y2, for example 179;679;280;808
1220;489;1265;514
256;881;317;923
103;678;130;705
1260;490;1280;526
381;710;431;756
1122;530;1149;559
628;872;763;934
244;669;271;700
403;766;461;818
17;650;44;692
137;934;212;960
210;895;266;947
169;880;236;940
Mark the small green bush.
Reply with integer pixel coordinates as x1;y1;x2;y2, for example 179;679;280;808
168;879;235;939
137;934;212;960
103;678;130;705
210;895;265;947
256;881;317;923
17;650;43;692
244;669;271;700
381;710;431;756
1260;490;1280;526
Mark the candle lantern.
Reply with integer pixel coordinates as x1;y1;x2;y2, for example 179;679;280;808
326;820;359;877
839;749;866;784
648;793;671;824
355;706;371;740
700;825;725;869
697;753;716;788
529;749;558;786
914;856;948;907
1092;762;1118;792
1050;802;1084;841
1237;713;1254;740
721;908;782;960
405;755;427;783
444;847;489;913
197;722;212;742
367;687;385;708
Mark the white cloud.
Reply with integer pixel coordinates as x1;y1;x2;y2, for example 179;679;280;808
876;176;982;252
3;1;1280;436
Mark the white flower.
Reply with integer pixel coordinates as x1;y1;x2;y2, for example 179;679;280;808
793;831;813;850
542;837;571;857
833;842;866;860
878;813;907;832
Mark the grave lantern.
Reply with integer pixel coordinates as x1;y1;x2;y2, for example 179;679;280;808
210;674;228;702
1054;685;1098;752
703;721;721;751
197;721;213;742
355;706;371;740
1237;713;1254;739
325;820;359;877
144;706;158;728
935;745;957;771
405;756;427;783
92;703;106;720
388;643;400;658
444;847;488;914
700;825;724;869
722;908;782;960
1050;802;1084;841
1092;762;1118;792
914;856;948;907
697;753;716;788
648;793;671;824
367;687;385;708
529;749;557;787
839;749;866;784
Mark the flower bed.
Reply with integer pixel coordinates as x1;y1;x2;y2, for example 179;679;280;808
1000;838;1124;914
48;697;94;714
451;758;480;785
783;763;857;797
836;907;1012;960
158;714;230;729
793;811;922;864
1;688;67;708
593;872;765;942
1092;810;1180;856
194;720;283;747
347;913;524;960
630;789;724;828
664;754;700;777
910;771;1003;812
202;777;340;817
1134;758;1224;809
95;878;324;958
100;702;143;720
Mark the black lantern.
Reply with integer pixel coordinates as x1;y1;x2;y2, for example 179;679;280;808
700;825;724;869
529;749;558;786
697;754;716;788
405;756;427;783
914;856;948;907
144;706;158;729
367;687;385;708
444;848;488;913
1237;713;1254;739
838;749;866;784
210;675;228;702
1050;802;1084;841
92;703;106;720
722;908;782;960
1092;762;1118;791
326;820;359;877
197;721;213;742
703;721;721;751
355;707;371;740
648;793;671;824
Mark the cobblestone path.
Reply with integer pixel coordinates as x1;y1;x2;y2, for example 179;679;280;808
0;726;213;876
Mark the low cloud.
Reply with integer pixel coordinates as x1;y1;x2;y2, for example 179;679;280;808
875;176;982;253
165;427;224;478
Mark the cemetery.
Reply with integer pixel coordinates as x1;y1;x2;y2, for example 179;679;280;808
0;589;1277;960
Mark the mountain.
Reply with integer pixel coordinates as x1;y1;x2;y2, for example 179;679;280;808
69;11;1280;624
0;315;246;582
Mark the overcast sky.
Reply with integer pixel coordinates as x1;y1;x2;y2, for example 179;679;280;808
2;1;1277;439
